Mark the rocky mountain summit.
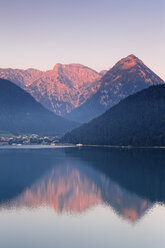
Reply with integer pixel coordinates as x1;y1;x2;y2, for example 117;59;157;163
0;64;101;115
66;55;164;122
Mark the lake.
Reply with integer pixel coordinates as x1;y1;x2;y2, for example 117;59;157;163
0;146;165;248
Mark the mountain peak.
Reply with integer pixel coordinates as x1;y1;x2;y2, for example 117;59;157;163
115;54;143;70
67;55;164;123
126;54;138;59
53;63;63;71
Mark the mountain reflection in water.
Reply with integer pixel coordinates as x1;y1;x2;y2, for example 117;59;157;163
0;147;165;224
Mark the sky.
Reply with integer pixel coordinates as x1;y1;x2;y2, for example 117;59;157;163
0;0;165;79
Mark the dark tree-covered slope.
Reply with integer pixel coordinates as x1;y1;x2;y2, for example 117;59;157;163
63;84;165;146
0;78;78;135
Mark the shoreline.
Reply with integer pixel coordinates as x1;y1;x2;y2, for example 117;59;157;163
1;143;165;149
0;144;76;149
84;144;165;149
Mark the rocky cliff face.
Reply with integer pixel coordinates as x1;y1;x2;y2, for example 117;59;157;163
66;55;164;122
0;64;101;115
97;54;164;108
0;68;44;88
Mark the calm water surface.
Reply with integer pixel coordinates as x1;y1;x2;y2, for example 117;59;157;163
0;146;165;248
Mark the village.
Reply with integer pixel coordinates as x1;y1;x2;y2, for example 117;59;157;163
0;134;60;146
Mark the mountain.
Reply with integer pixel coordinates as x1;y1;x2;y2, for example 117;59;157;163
66;55;164;123
0;64;101;115
1;55;163;123
63;84;165;146
0;78;77;136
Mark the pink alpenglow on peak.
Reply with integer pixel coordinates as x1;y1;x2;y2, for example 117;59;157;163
0;64;101;115
115;54;144;70
66;54;164;123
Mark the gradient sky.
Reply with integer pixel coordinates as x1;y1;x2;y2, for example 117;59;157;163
1;0;165;79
